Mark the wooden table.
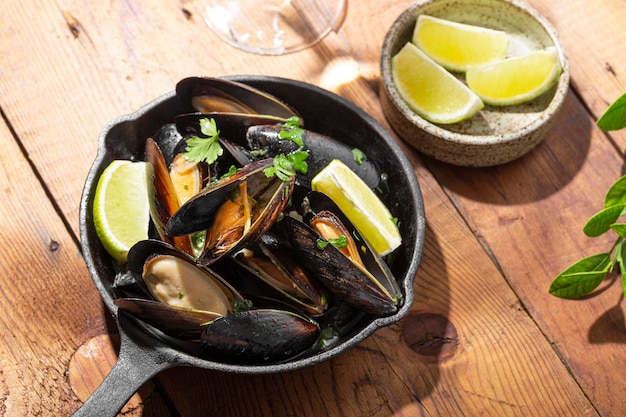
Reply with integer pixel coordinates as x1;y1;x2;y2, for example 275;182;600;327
1;0;624;415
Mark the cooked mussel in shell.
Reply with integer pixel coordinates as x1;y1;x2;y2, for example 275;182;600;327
200;309;320;363
176;76;299;119
166;158;295;266
282;192;402;316
116;239;248;340
230;232;328;317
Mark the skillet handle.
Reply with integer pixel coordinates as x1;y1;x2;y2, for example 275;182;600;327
72;312;176;417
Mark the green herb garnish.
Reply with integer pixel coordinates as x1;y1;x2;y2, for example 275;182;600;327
264;151;309;182
352;148;367;165
597;92;626;131
220;165;238;179
183;118;223;164
328;235;348;249
278;116;304;146
549;97;626;299
316;236;348;250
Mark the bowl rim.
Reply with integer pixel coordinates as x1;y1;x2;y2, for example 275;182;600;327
380;0;570;146
79;75;426;374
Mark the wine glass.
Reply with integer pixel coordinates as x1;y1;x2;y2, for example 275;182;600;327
199;0;347;55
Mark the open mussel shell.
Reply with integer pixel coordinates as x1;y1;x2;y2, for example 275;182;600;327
145;138;194;255
174;112;288;143
114;298;220;341
125;238;247;315
282;191;403;316
230;232;329;317
176;77;300;119
200;309;320;363
166;158;295;266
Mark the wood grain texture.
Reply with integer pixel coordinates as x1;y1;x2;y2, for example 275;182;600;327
0;0;622;415
0;111;108;415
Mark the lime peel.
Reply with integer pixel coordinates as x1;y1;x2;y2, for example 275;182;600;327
93;160;151;263
391;42;484;124
466;47;562;106
413;14;509;72
311;159;401;256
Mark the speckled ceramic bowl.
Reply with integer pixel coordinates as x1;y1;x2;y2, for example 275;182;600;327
380;0;569;167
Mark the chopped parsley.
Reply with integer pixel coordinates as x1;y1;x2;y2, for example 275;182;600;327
316;235;348;250
278;116;304;146
328;235;348;249
352;148;367;165
264;151;309;182
183;118;223;164
220;165;238;179
316;239;328;250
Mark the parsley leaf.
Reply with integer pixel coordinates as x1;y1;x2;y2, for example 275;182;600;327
264;151;309;182
352;148;367;165
328;235;348;249
278;116;304;146
220;165;238;179
183;118;223;164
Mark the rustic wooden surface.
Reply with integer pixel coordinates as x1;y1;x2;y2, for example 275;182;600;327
0;0;624;415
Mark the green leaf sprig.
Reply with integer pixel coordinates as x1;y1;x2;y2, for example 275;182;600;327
352;148;367;165
264;151;309;181
278;116;305;146
549;96;626;299
264;117;309;181
183;118;223;164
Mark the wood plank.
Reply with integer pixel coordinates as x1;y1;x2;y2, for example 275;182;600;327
0;115;116;415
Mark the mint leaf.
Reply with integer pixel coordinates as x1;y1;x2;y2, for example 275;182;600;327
549;253;612;299
583;204;626;237
597;93;626;131
605;175;626;207
611;223;626;238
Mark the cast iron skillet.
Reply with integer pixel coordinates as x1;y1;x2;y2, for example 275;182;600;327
76;75;426;416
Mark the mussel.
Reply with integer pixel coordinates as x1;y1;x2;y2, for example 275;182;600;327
230;231;328;317
283;192;402;316
166;158;295;266
200;309;320;363
115;239;249;340
176;77;300;119
247;124;382;189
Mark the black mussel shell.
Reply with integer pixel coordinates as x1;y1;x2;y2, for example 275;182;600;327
200;309;320;363
166;158;295;266
282;215;400;316
174;112;287;146
230;231;328;317
246;124;382;189
115;298;219;341
176;77;300;119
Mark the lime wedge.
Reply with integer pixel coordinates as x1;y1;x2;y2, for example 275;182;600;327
391;42;484;124
413;15;509;72
466;48;562;106
311;159;401;256
93;160;150;263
